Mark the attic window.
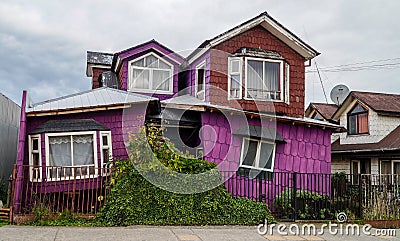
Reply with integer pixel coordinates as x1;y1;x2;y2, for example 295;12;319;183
128;53;173;94
347;103;369;135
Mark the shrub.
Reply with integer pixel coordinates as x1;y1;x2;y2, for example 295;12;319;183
274;188;332;220
0;177;7;205
95;125;274;226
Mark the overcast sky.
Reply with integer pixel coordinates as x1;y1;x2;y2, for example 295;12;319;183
0;0;399;107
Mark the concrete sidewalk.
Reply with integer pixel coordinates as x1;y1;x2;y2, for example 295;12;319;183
0;225;399;241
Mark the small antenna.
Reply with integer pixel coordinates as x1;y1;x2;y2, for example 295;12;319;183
314;61;328;103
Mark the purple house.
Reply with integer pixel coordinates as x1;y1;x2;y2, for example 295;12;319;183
14;12;343;215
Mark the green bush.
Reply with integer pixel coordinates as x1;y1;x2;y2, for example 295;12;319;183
274;188;332;220
95;125;274;226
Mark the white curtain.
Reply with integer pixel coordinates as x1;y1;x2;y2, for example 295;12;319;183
247;60;263;98
153;70;170;91
132;68;150;89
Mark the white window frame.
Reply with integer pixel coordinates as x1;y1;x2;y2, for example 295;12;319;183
100;131;113;176
239;137;276;172
28;134;42;182
195;60;206;101
127;52;174;94
45;131;98;181
244;57;285;102
228;57;242;100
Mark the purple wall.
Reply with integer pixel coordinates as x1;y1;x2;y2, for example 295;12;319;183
118;42;184;100
200;111;332;205
201;111;331;174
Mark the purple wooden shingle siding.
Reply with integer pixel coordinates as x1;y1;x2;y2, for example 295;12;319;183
189;52;211;101
118;43;182;100
201;111;331;200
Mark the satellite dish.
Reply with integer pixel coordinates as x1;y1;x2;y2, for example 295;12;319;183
330;84;350;106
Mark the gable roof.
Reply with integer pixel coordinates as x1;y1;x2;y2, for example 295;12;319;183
332;125;400;154
332;91;400;120
111;39;186;72
305;103;338;121
27;87;157;116
187;11;320;63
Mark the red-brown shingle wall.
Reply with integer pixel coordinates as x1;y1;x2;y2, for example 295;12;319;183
210;25;306;118
91;67;108;89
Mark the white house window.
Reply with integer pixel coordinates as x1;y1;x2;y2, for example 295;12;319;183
245;58;284;101
100;131;112;164
195;61;206;100
128;53;173;94
228;57;242;99
240;138;276;174
29;135;42;182
46;132;98;181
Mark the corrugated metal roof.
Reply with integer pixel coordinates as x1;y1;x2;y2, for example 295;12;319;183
233;125;285;142
27;87;157;113
87;51;113;65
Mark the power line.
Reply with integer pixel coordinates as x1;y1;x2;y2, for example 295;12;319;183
314;61;328;103
306;61;400;73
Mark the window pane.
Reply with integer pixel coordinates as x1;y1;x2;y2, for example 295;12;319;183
265;62;280;91
102;135;108;146
32;153;40;166
230;75;241;98
394;162;400;175
153;70;170;91
348;115;357;134
72;135;94;166
132;58;145;67
197;68;205;92
159;60;170;70
259;142;274;170
145;55;159;68
381;161;391;175
350;104;366;114
49;136;71;166
32;138;39;151
352;161;359;174
247;61;263;98
103;149;110;163
132;68;150;89
357;113;369;133
242;139;258;167
231;60;240;73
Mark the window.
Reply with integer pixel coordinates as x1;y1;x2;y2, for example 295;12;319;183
239;138;276;177
100;131;112;164
45;132;98;181
29;135;42;182
380;160;400;184
245;58;284;101
228;57;242;99
195;61;206;100
347;103;369;135
128;53;173;94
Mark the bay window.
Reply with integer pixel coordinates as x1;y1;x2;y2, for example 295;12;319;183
245;58;283;100
128;53;173;94
46;131;98;181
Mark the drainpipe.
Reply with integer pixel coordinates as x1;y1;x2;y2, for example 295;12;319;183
13;90;27;214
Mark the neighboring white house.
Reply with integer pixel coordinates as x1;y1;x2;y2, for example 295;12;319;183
0;92;20;180
306;91;400;180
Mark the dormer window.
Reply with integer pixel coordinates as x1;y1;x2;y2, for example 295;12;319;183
128;53;173;94
347;103;369;135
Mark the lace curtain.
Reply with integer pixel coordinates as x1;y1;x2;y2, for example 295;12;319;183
49;135;94;167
